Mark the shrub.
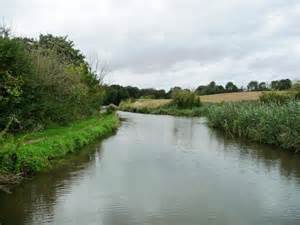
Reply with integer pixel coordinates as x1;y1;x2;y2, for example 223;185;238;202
0;37;33;130
259;92;292;104
171;90;201;108
295;91;300;100
0;34;104;132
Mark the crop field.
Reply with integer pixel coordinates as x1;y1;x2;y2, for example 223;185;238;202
122;91;271;109
199;91;264;103
126;99;172;109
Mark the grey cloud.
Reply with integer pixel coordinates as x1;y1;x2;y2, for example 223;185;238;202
1;0;300;89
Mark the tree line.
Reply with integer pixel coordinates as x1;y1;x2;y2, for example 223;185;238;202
104;79;294;105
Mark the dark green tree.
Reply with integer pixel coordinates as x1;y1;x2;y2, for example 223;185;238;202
225;82;239;92
0;36;32;129
247;81;259;91
258;82;268;91
277;79;292;90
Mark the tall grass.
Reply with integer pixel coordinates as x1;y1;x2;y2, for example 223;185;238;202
206;101;300;152
0;113;119;177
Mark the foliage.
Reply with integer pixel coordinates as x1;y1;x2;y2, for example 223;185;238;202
258;82;268;91
0;32;104;131
171;89;201;108
271;79;292;90
206;101;300;152
0;113;119;175
291;81;300;91
19;34;86;67
225;82;239;92
120;102;207;117
196;81;226;95
259;92;293;104
103;85;168;105
247;81;259;91
0;37;32;129
296;91;300;100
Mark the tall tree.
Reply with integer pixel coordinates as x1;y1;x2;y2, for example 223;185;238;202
247;81;259;91
258;82;268;91
225;82;239;92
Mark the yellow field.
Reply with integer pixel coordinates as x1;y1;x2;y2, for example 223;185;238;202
199;91;264;103
128;99;171;109
122;91;286;109
124;91;266;108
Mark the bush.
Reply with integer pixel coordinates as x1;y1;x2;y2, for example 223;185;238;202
259;92;292;104
0;34;104;132
0;37;33;130
295;91;300;100
171;90;201;108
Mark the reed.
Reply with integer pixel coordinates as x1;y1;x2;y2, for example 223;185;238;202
206;101;300;152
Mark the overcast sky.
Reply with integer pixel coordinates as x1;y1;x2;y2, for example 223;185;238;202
1;0;300;89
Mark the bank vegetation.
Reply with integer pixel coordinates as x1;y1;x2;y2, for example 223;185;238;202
0;27;118;185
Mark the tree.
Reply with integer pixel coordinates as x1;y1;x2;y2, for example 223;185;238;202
247;81;259;91
277;79;292;90
271;80;279;90
167;86;182;98
1;31;106;131
195;85;206;95
0;23;11;38
196;81;226;95
124;86;140;99
225;82;238;92
171;89;201;108
258;82;268;91
0;36;32;129
271;79;292;90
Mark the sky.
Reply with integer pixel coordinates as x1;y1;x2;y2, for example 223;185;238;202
1;0;300;89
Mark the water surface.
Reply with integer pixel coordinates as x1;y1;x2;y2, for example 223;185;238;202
1;112;300;225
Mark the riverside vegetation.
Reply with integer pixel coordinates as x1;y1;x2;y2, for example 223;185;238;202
0;114;119;184
0;28;119;185
1;25;299;187
120;89;300;152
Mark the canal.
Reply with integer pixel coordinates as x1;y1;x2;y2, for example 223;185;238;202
1;112;300;225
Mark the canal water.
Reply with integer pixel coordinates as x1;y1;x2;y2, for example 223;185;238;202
1;112;300;225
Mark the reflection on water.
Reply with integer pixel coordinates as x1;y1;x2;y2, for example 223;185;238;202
1;112;300;225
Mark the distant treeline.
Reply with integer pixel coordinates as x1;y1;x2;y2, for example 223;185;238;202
104;79;294;105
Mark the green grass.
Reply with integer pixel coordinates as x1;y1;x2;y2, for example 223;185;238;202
206;101;300;152
0;113;119;176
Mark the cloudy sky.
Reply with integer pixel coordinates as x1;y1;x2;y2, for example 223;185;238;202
1;0;300;89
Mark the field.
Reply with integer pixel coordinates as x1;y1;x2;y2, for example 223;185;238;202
121;91;268;109
124;99;172;109
200;91;264;103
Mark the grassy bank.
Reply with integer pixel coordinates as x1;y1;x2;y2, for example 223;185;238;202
0;113;119;184
121;104;206;117
206;101;300;152
119;99;208;117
